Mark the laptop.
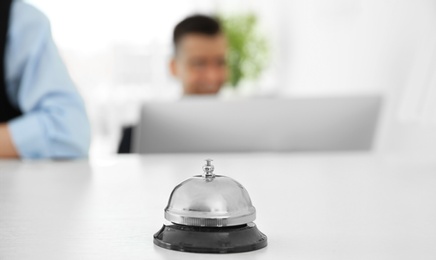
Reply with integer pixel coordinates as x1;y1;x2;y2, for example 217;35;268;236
133;96;382;153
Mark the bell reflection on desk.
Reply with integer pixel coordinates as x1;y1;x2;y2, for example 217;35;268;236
153;159;268;253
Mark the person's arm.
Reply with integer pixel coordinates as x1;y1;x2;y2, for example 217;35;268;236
0;124;19;158
5;3;90;159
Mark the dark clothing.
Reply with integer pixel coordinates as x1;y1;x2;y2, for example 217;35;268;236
0;0;22;123
118;125;135;154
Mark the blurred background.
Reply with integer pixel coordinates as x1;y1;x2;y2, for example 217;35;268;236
27;0;436;157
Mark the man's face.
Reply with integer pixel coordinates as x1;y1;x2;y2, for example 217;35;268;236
170;33;228;95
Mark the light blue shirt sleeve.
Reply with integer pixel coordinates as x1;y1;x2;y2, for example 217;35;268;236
4;2;91;159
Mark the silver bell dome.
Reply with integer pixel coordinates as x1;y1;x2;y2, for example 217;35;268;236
164;159;256;227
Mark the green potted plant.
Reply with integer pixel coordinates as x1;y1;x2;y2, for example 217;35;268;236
219;13;269;88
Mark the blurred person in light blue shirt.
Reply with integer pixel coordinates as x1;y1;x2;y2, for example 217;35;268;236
0;0;90;159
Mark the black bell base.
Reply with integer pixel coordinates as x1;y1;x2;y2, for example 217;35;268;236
153;222;267;254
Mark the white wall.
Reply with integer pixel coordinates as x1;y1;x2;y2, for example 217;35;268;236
27;0;436;97
274;0;435;96
273;0;436;155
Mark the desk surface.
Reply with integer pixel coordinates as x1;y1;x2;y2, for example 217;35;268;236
0;153;435;260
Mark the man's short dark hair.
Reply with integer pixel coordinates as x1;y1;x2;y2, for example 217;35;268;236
173;14;222;51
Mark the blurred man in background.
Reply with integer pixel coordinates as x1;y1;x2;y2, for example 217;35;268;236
170;14;228;95
0;0;90;158
118;14;228;153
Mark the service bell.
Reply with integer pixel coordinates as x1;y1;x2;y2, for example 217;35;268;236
153;159;267;253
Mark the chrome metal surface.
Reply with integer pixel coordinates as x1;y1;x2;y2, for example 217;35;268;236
202;159;215;178
164;160;256;227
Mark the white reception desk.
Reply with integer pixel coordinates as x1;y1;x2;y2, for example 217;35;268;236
0;153;435;259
